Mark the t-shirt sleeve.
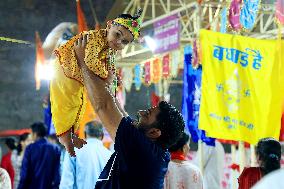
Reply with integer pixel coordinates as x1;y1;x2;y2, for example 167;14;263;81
114;117;162;161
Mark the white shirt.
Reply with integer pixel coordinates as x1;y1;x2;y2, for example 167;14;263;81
59;138;111;189
164;161;203;189
193;141;225;189
252;169;284;189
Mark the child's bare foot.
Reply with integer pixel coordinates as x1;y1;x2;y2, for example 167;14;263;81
72;134;87;149
58;129;76;157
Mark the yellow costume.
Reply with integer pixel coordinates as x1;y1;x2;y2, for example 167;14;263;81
50;15;141;136
50;29;115;136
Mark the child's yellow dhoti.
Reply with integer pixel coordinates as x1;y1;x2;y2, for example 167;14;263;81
50;29;116;136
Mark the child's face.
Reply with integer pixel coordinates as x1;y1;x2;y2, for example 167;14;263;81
107;24;134;50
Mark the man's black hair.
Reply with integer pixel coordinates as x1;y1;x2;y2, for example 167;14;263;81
5;138;16;150
155;101;185;149
30;122;47;138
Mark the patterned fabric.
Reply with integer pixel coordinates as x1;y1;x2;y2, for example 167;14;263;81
54;29;116;84
51;29;116;135
11;151;24;189
0;168;12;189
164;161;203;189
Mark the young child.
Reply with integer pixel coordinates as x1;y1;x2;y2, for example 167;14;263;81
50;9;142;156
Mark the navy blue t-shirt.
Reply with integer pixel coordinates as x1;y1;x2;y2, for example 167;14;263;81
95;117;170;189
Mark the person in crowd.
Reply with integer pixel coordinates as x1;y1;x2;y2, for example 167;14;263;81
74;35;185;189
11;133;31;189
238;138;281;189
164;133;203;189
1;138;16;188
48;134;60;145
0;168;12;189
193;140;225;189
18;122;61;189
60;121;111;189
252;168;284;189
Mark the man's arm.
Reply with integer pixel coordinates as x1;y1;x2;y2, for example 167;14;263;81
74;34;123;140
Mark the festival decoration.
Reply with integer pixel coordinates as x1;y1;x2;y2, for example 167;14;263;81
182;45;215;146
162;54;170;78
276;0;284;24
240;0;260;30
192;39;200;69
229;0;242;31
170;50;180;77
199;30;284;144
152;58;162;83
144;61;151;85
122;67;133;92
134;64;142;91
220;7;228;33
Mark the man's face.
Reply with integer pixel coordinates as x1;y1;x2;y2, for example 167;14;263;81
136;106;161;134
106;24;133;50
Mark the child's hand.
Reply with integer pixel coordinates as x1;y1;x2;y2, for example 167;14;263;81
74;34;89;66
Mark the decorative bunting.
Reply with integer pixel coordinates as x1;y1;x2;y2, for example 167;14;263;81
152;58;162;83
134;64;142;91
162;54;170;78
170;50;180;78
240;0;260;30
229;0;242;31
122;67;133;92
144;61;151;85
220;7;228;33
276;0;284;24
192;40;200;69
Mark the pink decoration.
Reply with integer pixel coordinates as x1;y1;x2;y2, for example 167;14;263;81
162;54;170;78
276;0;284;24
229;0;242;30
144;61;151;84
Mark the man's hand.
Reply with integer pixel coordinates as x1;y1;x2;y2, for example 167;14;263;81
74;34;89;66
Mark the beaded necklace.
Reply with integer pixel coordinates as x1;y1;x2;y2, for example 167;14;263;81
106;48;118;95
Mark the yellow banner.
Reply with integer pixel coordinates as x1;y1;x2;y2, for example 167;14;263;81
199;30;284;144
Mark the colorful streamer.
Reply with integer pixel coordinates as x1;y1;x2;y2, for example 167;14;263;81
229;0;242;30
162;54;170;78
152;58;162;83
220;7;228;33
134;64;142;91
240;0;260;30
276;0;284;24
